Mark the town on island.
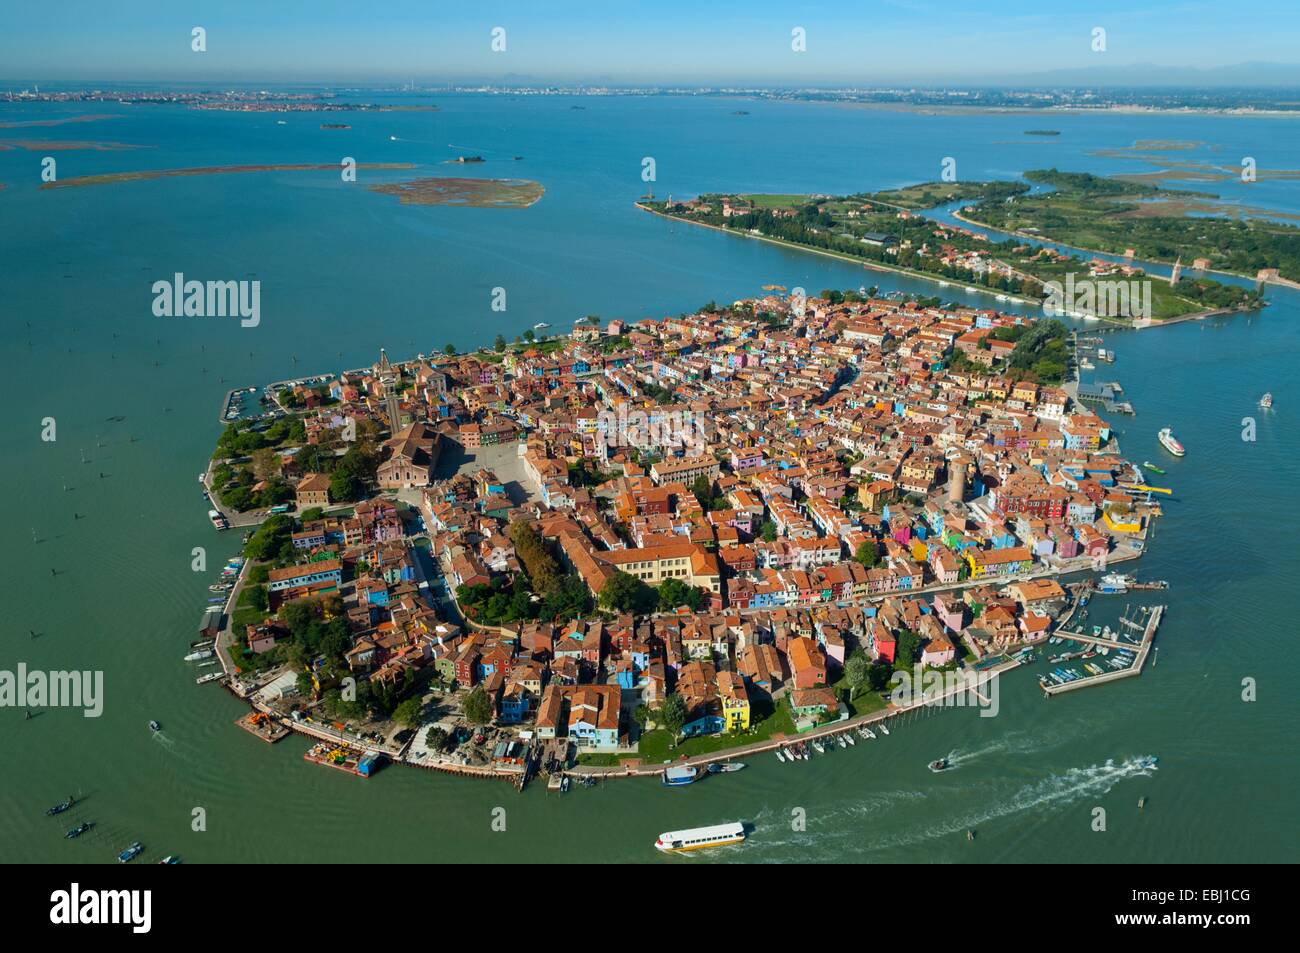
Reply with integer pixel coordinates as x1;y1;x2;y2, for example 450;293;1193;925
196;286;1171;796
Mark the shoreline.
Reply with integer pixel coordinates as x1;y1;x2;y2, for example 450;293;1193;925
951;208;1294;291
635;202;1042;307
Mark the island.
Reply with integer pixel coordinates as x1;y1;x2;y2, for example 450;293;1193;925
199;291;1168;785
639;176;1267;324
367;177;543;208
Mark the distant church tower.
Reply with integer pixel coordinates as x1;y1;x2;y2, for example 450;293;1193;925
1169;258;1182;286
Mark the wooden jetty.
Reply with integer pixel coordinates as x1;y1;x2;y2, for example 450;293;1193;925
1043;604;1164;696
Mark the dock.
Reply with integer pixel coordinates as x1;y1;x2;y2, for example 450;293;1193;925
1043;604;1164;695
236;711;291;744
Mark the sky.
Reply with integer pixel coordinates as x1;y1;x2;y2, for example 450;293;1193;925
1;0;1296;86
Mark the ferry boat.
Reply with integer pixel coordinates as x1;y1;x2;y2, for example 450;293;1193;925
1259;392;1273;409
1157;427;1185;457
928;758;952;773
662;765;700;787
654;822;746;853
117;842;144;863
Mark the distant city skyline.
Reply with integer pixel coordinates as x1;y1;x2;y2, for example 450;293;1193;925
1;0;1297;86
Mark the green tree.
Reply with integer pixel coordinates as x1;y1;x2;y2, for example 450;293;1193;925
393;697;424;728
855;539;879;568
844;652;870;699
463;686;494;725
599;571;658;614
660;692;688;740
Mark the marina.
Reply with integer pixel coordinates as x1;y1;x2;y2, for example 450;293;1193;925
1042;604;1165;696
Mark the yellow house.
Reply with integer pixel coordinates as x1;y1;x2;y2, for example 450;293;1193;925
964;545;1033;579
717;671;751;732
1103;510;1144;533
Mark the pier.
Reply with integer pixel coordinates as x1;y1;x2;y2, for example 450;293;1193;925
1043;604;1164;696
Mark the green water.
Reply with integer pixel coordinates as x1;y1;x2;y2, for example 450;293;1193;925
2;94;1297;862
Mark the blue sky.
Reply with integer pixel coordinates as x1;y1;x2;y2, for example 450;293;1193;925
1;0;1295;85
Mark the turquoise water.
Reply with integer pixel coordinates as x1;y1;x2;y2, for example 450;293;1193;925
2;94;1297;862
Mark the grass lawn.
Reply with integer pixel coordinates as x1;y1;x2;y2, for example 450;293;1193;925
743;193;810;208
575;753;619;767
628;698;796;763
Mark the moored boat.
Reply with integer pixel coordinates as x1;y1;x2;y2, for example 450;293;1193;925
706;761;745;774
878;723;890;736
662;765;700;787
1142;461;1166;475
184;649;214;662
654;822;746;852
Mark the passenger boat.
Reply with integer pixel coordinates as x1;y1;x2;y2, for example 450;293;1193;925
65;821;93;839
1259;392;1273;409
654;822;746;853
117;842;144;863
928;758;952;773
662;765;700;787
706;762;745;774
1157;427;1185;457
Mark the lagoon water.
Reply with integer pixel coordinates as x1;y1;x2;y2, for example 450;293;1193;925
2;94;1297;862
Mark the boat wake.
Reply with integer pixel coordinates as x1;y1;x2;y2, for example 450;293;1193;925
745;755;1157;859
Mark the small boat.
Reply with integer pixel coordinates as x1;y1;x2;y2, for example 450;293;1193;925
117;842;144;863
844;733;856;746
197;473;206;484
184;649;214;662
45;797;75;816
837;735;848;749
559;776;570;793
811;739;826;754
196;672;225;685
662;765;699;787
774;749;786;764
208;583;233;592
1157;427;1185;457
158;855;181;864
65;821;93;839
878;723;890;736
1259;392;1273;409
929;758;952;772
654;822;746;852
533;322;550;330
706;762;746;774
149;720;161;733
1142;461;1166;475
859;726;876;740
